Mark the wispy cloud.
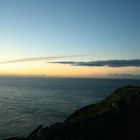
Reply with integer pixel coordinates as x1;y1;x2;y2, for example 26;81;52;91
51;59;140;67
0;55;86;64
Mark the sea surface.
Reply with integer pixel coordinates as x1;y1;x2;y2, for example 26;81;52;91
0;76;140;139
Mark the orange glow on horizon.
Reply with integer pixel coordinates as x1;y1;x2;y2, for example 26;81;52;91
0;62;140;77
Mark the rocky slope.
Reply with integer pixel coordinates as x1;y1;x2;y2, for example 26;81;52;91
5;86;140;140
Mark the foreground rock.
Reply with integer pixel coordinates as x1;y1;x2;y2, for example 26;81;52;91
5;86;140;140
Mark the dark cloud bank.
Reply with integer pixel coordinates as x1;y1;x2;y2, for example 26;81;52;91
0;57;140;68
51;59;140;67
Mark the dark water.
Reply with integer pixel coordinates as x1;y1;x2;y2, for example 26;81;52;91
0;76;139;139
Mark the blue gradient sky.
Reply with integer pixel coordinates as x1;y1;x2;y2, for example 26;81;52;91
0;0;140;76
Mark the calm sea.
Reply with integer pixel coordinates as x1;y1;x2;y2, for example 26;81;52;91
0;76;139;139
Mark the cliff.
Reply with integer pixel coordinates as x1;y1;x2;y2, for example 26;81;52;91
5;86;140;140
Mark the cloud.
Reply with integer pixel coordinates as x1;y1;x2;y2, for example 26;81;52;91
0;55;85;64
51;59;140;67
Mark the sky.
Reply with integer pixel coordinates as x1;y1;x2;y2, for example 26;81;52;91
0;0;140;77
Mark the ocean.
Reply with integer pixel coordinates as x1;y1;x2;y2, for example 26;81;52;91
0;76;139;139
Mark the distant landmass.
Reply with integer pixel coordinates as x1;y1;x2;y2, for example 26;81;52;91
5;86;140;140
108;74;140;79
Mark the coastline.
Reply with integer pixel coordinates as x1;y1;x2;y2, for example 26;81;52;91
5;86;140;140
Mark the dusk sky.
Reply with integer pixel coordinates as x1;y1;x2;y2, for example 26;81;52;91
0;0;140;77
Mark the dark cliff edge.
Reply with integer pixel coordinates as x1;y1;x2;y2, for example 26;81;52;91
5;86;140;140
